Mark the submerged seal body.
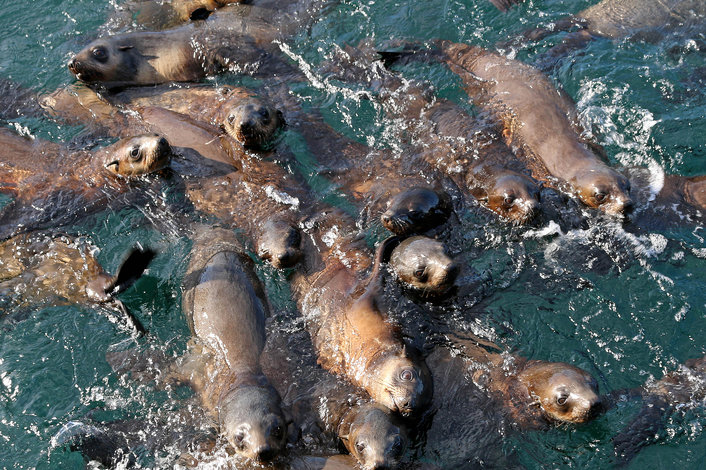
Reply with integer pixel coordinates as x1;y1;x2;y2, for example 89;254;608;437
180;227;288;462
425;40;632;215
324;44;542;224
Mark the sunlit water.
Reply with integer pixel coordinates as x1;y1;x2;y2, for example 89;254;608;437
0;0;705;468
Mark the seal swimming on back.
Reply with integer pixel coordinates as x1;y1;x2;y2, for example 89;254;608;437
178;226;289;462
0;129;172;239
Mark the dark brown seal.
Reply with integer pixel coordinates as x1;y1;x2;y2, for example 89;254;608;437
0;130;172;239
261;330;408;470
612;355;706;465
117;0;246;30
381;187;452;236
179;227;289;463
292;231;433;416
389;236;459;298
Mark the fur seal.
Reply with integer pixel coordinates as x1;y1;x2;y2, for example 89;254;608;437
612;355;706;466
381;187;452;236
0;129;172;239
389;236;459;298
451;334;602;427
0;232;153;334
408;40;633;215
261;329;409;470
322;44;542;224
292;231;433;416
179;226;289;463
117;0;246;30
68;0;333;87
498;0;706;61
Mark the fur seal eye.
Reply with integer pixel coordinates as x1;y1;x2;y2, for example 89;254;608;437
594;191;607;203
129;146;142;162
355;441;366;454
556;393;569;406
227;114;236;125
258;107;271;124
399;369;415;381
233;430;246;448
91;46;108;63
503;195;515;206
271;424;283;439
413;267;426;281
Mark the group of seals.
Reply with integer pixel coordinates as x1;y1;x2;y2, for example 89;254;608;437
1;0;704;468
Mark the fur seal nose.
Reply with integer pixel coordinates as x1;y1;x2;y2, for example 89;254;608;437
444;262;460;284
156;136;171;155
276;250;299;268
68;59;79;74
254;445;275;462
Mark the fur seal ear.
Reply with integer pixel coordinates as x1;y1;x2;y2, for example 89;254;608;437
106;160;120;171
118;45;133;51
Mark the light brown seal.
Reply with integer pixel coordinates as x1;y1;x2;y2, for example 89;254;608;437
68;0;333;87
0;129;172;239
179;226;289;463
452;335;602;428
389;236;459;298
292;230;433;416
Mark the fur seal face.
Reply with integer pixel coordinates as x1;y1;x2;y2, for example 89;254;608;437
219;385;288;463
467;164;540;224
572;167;632;215
684;176;706;211
343;404;407;470
381;187;452;235
390;236;459;297
68;38;140;84
222;98;284;148
256;218;302;269
518;362;601;424
102;134;172;177
374;352;433;416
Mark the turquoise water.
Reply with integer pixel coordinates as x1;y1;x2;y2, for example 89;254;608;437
1;0;705;468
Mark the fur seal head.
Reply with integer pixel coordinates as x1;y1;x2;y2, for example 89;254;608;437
341;403;407;470
256;218;302;269
683;176;706;211
390;236;459;297
219;385;288;463
222;98;284;148
101;134;172;177
467;164;540;224
518;361;602;424
68;37;141;85
381;187;452;235
373;349;433;416
571;166;632;215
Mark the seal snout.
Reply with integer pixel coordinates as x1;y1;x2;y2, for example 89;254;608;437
156;136;171;156
253;444;276;463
